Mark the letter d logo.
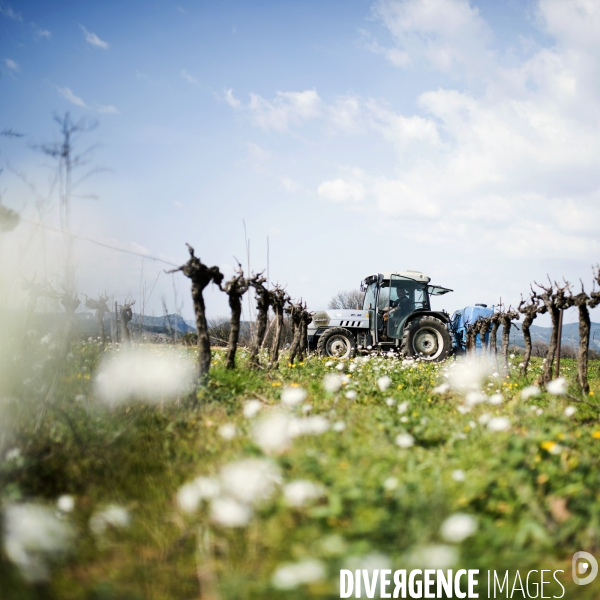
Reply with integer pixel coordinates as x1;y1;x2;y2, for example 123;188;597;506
573;551;598;585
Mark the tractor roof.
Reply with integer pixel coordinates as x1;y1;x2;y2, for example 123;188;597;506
365;270;431;284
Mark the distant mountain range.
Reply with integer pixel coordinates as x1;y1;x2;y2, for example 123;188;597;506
499;321;600;350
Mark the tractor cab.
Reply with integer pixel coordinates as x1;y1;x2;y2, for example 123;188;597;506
360;271;452;347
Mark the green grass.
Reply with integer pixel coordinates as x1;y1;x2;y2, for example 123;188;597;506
2;339;600;599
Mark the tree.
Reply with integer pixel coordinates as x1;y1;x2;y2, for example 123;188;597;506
220;265;250;369
84;293;110;349
269;285;289;369
169;244;223;381
248;274;272;369
328;289;363;310
286;300;305;365
518;291;541;376
120;300;135;345
500;307;520;374
488;311;501;369
535;279;570;385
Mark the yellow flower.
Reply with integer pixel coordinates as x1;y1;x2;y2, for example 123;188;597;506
272;382;282;387
397;384;403;390
590;391;595;396
541;441;556;452
290;383;299;387
592;431;600;439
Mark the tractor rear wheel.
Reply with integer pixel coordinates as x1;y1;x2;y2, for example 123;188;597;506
401;316;451;362
317;327;357;359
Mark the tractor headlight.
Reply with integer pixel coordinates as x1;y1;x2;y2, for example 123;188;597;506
312;311;330;326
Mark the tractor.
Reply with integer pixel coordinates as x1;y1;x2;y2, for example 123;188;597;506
307;271;454;361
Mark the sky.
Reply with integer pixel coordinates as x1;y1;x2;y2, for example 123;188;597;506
1;0;600;331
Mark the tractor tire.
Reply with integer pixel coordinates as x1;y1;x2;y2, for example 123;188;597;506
401;316;451;362
317;327;357;359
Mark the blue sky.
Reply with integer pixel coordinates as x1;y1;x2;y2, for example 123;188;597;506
1;0;600;330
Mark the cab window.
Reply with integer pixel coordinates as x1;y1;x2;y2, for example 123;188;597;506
362;282;377;310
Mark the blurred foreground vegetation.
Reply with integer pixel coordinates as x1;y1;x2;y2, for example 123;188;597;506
1;335;600;599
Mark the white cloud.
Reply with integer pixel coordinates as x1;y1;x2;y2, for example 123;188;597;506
181;69;199;86
57;87;87;107
98;104;119;114
4;58;19;71
34;28;52;40
224;88;241;108
372;0;494;74
247;89;322;132
80;25;109;49
0;2;21;21
318;178;366;203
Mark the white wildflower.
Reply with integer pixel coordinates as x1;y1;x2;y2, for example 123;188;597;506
486;416;510;432
323;373;342;393
272;558;326;590
220;459;281;506
509;354;515;359
336;362;345;371
456;405;471;414
465;391;486;406
177;476;220;513
289;415;330;436
281;387;307;407
218;423;237;440
243;399;262;418
432;383;450;395
564;406;576;417
385;397;396;406
345;390;357;400
440;513;478;543
377;376;392;391
210;497;252;527
252;411;292;454
447;360;492;392
547;377;568;395
395;433;415;448
3;503;74;582
302;404;312;413
397;401;409;414
56;495;75;513
325;360;334;367
408;544;458;570
521;385;540;400
283;480;325;507
488;393;503;405
94;348;195;406
5;448;21;461
332;421;346;432
452;470;465;482
477;413;491;425
89;504;130;536
383;477;399;491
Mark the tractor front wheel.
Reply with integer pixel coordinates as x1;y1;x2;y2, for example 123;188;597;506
317;327;357;359
401;316;451;362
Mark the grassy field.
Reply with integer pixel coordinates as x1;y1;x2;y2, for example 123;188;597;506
2;337;600;599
